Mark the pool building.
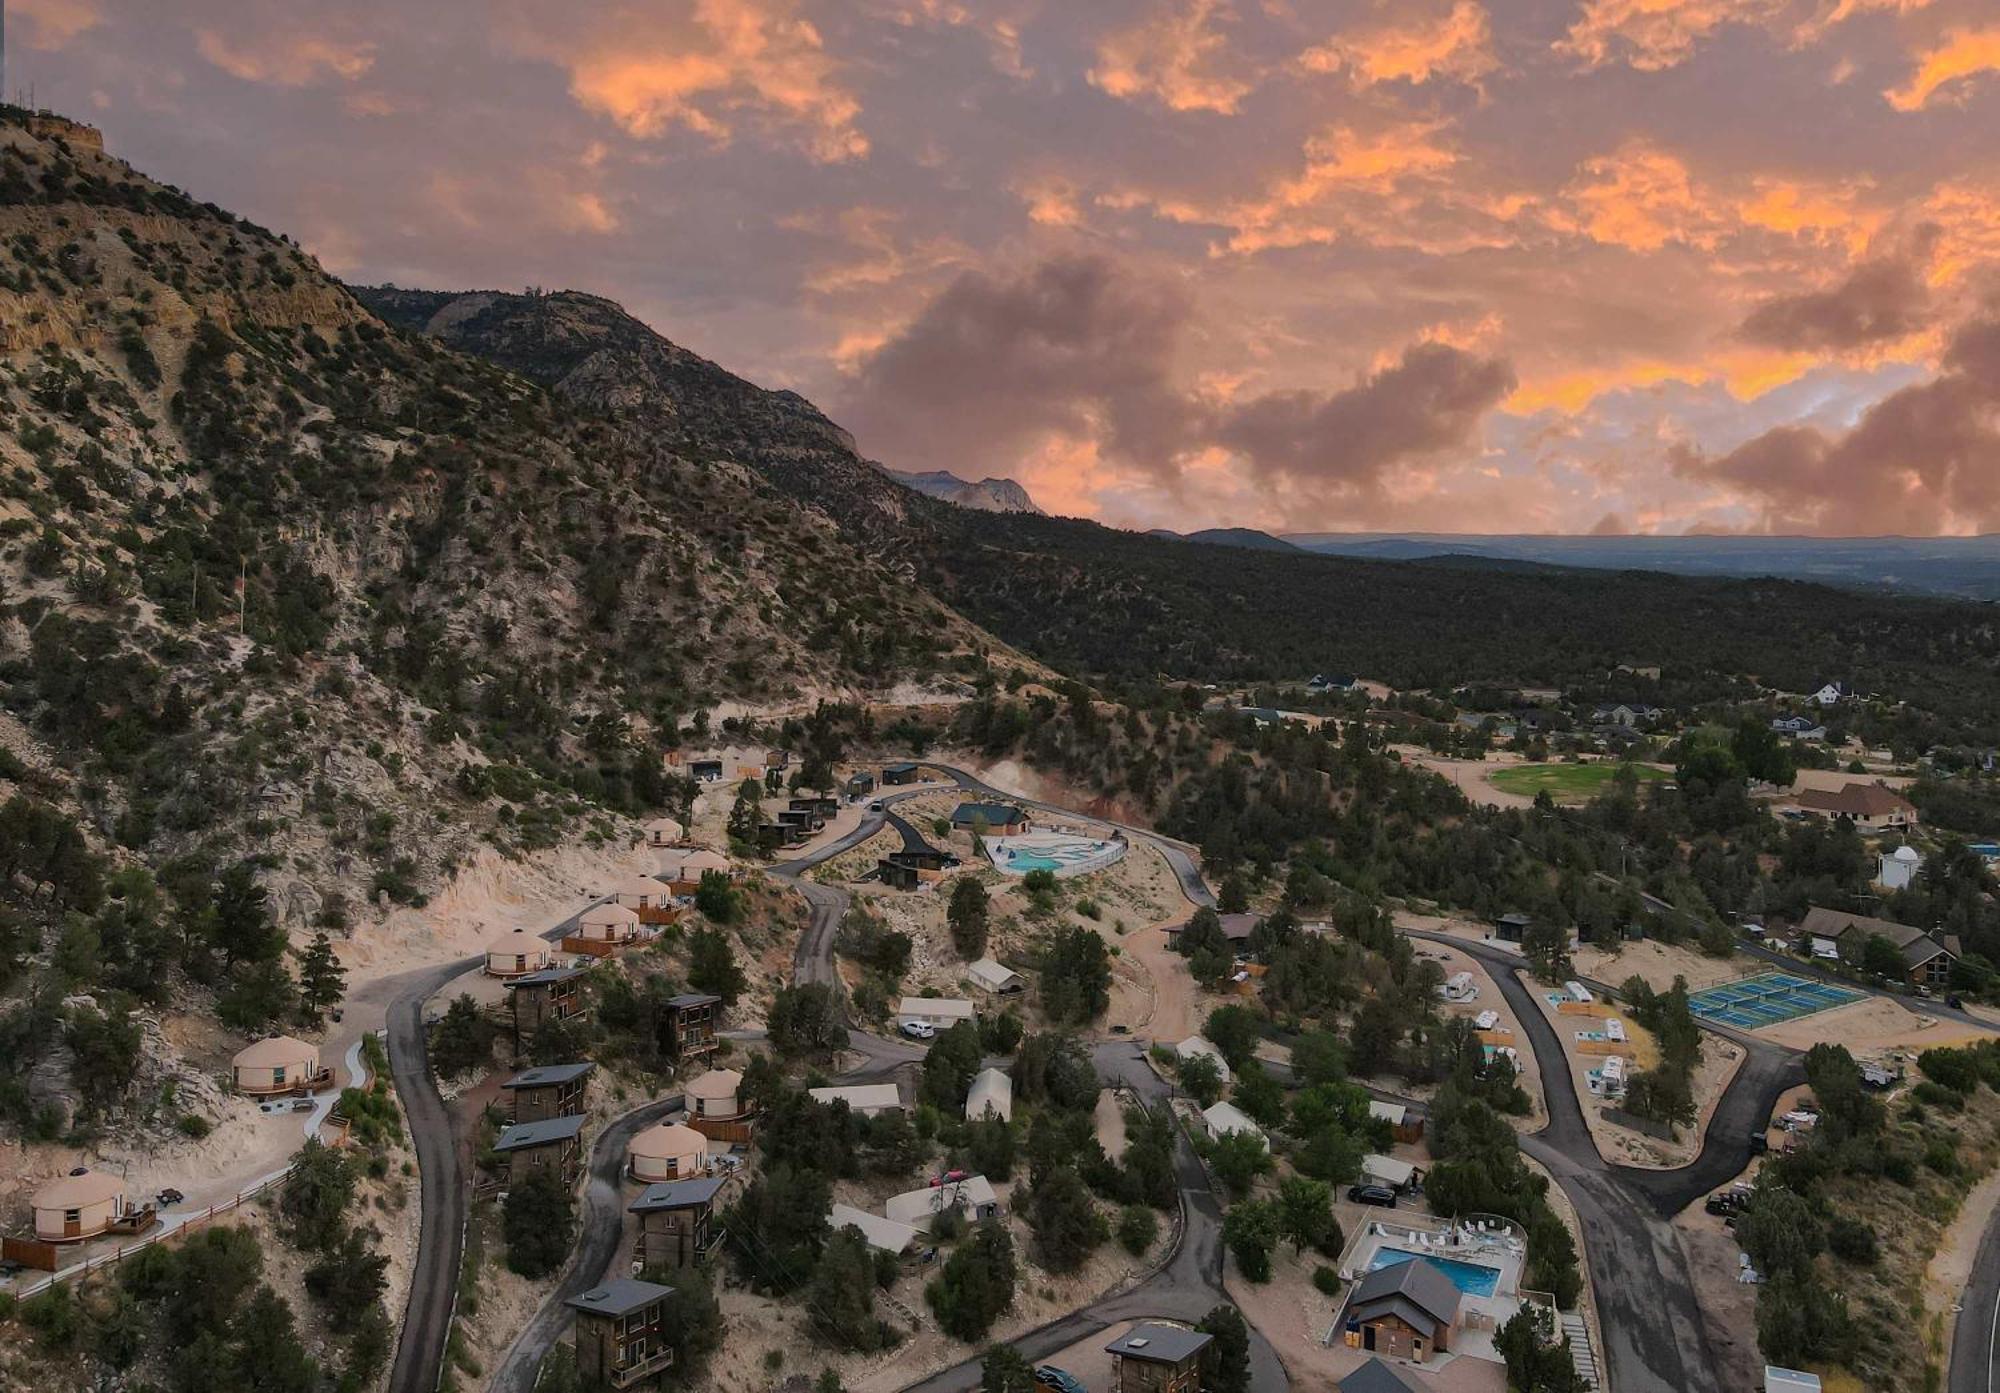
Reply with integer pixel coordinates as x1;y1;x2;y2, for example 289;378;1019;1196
983;830;1128;878
1333;1217;1530;1368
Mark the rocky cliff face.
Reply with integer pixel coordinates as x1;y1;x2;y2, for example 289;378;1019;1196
0;116;1013;926
887;469;1043;514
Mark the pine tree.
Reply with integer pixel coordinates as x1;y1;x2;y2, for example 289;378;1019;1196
297;931;346;1023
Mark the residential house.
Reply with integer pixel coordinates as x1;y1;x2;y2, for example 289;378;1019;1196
898;997;977;1031
567;1279;676;1390
828;1202;920;1260
808;1083;903;1118
884;1175;999;1230
493;1114;587;1186
231;1035;331;1096
664;993;720;1061
484;928;553;979
1793;780;1918;829
966;1067;1013;1122
1308;674;1359;693
1338;1257;1462;1363
1811;682;1851;707
629;1175;728;1270
1163;911;1261;945
1200;1100;1267;1149
1173;1035;1233;1085
1592;702;1661;728
965;958;1026;995
627;1122;709;1182
31;1169;148;1243
1105;1323;1213;1393
950;802;1030;837
500;1062;594;1123
1337;1359;1432;1393
1877;845;1923;891
506;965;588;1032
1802;905;1959;988
881;762;923;785
1770;715;1828;741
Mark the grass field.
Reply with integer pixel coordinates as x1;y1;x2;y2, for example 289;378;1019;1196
1489;763;1670;801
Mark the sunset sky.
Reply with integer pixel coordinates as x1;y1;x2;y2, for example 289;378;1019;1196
13;0;2000;535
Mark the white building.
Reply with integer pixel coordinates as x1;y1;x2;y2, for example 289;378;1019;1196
829;1202;920;1256
1589;1055;1627;1097
1368;1101;1407;1130
1564;980;1594;1005
1174;1035;1232;1085
1360;1153;1418;1190
1200;1101;1267;1149
898;997;976;1030
1437;971;1478;1003
966;1068;1013;1122
884;1175;999;1229
1877;844;1922;891
809;1083;903;1117
965;958;1026;995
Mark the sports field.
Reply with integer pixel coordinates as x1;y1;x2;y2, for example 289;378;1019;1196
1488;763;1670;802
1686;972;1863;1030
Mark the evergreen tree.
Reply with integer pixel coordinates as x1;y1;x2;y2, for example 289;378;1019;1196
1197;1305;1252;1393
1025;1165;1107;1273
948;877;991;959
296;930;346;1023
687;925;747;1005
503;1166;575;1278
925;1218;1017;1341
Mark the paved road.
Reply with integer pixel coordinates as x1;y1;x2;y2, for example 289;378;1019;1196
384;899;604;1393
1411;929;1803;1393
1952;1210;2000;1393
486;1094;686;1393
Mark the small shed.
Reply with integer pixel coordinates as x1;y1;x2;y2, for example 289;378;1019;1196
966;1067;1013;1122
32;1169;130;1243
1361;1153;1419;1190
881;762;922;785
1200;1101;1267;1149
484;929;551;979
1173;1035;1232;1085
628;1121;710;1182
965;958;1026;995
231;1035;328;1095
829;1202;921;1258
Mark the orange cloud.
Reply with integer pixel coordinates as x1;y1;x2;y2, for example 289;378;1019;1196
1013;175;1086;228
1088;0;1256;114
1508;347;1819;413
196;30;376;86
13;0;102;49
1557;0;1782;71
1919;182;2000;285
1562;143;1728;251
508;0;868;163
782;206;970;295
1885;26;2000;111
1298;1;1497;88
1735;177;1884;254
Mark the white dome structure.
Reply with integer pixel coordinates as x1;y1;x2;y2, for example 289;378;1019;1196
628;1122;709;1182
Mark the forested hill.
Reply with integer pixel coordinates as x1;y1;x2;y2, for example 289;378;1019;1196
0;117;1019;924
363;286;2000;737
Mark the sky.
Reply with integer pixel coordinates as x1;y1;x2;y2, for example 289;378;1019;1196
11;0;2000;536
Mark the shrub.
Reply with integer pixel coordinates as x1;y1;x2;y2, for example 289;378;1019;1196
1826;1216;1878;1265
176;1113;212;1139
1117;1204;1158;1256
1312;1265;1343;1296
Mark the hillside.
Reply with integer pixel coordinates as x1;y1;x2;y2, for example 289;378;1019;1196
887;467;1042;514
0;117;1015;939
366;288;2000;741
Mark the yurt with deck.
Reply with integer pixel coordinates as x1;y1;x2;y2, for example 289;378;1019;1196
576;903;641;944
627;1121;710;1182
484;929;552;979
32;1168;129;1243
232;1035;326;1095
643;817;685;848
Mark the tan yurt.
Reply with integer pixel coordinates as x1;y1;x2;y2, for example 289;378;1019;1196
484;929;552;979
643;817;685;848
232;1035;323;1095
577;903;641;943
611;874;672;913
663;848;732;883
627;1122;709;1182
33;1168;128;1243
685;1068;745;1121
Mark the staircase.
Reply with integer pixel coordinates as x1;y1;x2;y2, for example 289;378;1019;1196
1561;1312;1600;1388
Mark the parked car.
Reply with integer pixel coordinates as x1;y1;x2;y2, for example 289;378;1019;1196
1347;1184;1398;1208
900;1019;936;1040
1948;994;1965;1010
1034;1367;1088;1393
869;802;885;812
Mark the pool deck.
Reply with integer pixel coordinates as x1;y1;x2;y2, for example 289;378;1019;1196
1335;1217;1528;1367
983;831;1128;878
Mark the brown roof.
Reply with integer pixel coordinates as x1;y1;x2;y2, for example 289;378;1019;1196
1795;781;1914;818
1800;907;1954;968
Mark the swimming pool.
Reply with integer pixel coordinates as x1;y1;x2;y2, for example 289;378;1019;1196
1368;1248;1502;1298
984;833;1127;878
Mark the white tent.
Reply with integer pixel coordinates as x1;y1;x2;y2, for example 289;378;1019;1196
1201;1101;1267;1149
966;1068;1013;1122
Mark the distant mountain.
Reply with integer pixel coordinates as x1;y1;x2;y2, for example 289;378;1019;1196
1146;527;1302;553
888;469;1042;514
1282;532;2000;601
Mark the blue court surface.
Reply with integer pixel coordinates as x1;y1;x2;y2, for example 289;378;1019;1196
1686;972;1863;1030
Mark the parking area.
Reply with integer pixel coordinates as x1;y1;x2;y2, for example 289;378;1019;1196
1686;972;1863;1029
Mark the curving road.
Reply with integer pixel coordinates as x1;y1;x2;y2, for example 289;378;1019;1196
1410;928;1803;1393
485;1094;686;1393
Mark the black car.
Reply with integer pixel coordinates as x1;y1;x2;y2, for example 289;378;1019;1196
1347;1184;1398;1208
1948;995;1965;1010
1033;1368;1087;1393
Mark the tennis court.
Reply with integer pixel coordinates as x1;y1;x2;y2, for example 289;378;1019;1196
1686;972;1863;1029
